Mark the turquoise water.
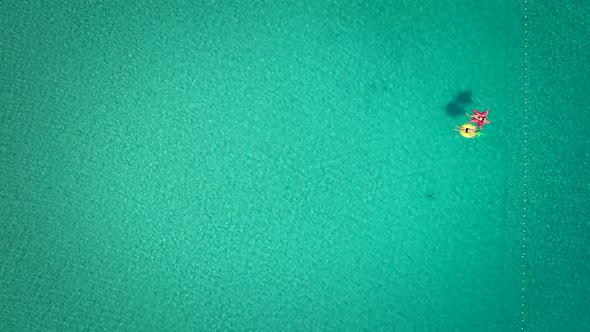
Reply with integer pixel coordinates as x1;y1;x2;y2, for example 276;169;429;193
1;1;588;331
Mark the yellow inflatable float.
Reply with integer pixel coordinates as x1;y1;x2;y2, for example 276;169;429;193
455;123;480;139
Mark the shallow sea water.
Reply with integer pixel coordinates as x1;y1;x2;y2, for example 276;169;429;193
1;1;588;331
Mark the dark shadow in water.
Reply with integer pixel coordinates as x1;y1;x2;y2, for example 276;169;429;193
445;89;473;117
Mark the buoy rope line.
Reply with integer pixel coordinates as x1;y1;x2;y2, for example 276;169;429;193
521;0;529;330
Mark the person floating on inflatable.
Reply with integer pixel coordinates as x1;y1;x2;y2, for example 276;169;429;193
466;109;491;129
454;123;481;139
